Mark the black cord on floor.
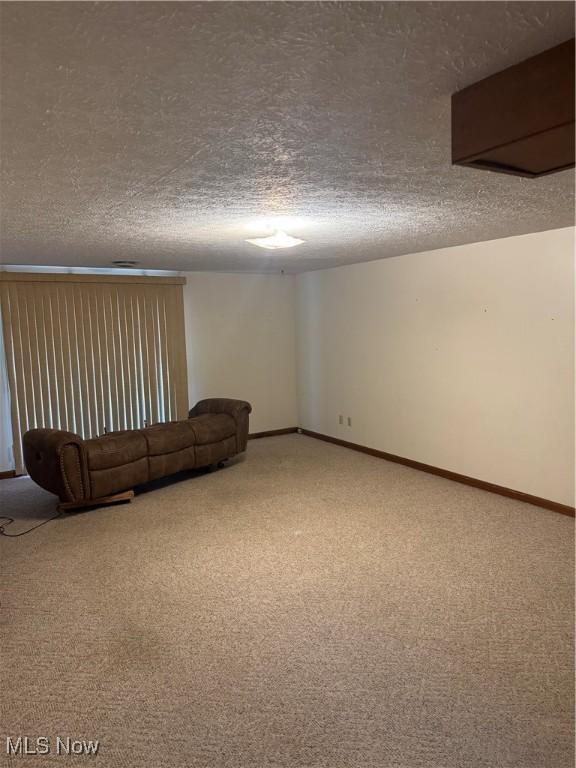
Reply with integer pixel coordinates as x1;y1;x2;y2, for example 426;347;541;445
0;512;63;537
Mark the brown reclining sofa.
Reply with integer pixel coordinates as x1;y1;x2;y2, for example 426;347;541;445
22;398;251;510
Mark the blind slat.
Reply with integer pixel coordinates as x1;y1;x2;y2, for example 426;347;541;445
144;292;159;425
88;286;104;436
157;294;172;421
29;292;49;427
137;293;151;425
124;289;139;429
1;287;24;472
73;286;91;438
82;288;99;436
103;289;120;432
96;289;112;433
66;288;84;435
43;290;61;430
20;292;38;430
56;285;76;434
115;288;127;430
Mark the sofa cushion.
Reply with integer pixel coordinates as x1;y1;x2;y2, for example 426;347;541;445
143;421;196;456
148;447;196;481
85;431;148;471
89;458;150;498
189;413;236;445
195;436;237;467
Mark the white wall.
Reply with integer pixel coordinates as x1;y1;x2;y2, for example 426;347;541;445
183;272;298;434
296;228;575;506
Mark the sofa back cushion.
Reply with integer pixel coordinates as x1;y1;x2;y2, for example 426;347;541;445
143;421;196;455
85;431;148;471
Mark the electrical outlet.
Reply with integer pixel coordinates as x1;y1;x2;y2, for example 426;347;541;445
347;417;352;427
338;414;343;425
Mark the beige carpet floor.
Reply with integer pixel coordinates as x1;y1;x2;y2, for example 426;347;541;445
1;434;574;768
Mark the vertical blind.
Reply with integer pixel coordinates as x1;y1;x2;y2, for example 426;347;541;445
0;273;188;474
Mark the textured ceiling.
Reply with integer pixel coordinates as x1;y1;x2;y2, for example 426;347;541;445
1;1;574;274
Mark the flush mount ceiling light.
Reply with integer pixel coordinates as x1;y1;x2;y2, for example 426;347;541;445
245;230;305;250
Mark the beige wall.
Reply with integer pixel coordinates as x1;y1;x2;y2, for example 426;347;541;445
296;228;575;506
183;272;298;434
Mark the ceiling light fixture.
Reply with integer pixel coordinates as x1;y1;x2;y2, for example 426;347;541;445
245;230;305;250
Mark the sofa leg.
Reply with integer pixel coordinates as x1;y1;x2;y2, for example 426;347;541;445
58;490;135;512
207;460;228;472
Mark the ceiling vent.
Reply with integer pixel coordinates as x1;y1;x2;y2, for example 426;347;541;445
112;260;139;267
451;38;575;178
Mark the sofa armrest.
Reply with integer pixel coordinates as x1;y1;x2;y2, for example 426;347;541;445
188;398;252;420
23;429;89;502
188;399;252;453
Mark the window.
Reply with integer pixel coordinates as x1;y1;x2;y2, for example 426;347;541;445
0;273;188;473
